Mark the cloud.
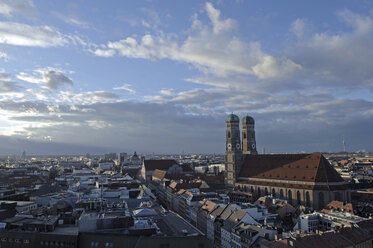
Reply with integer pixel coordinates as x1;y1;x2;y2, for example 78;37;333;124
0;0;36;18
290;18;306;38
0;5;372;154
0;21;88;48
57;91;117;105
0;51;9;61
205;2;237;34
16;68;73;90
0;73;12;82
0;94;371;154
338;9;373;35
93;48;116;57
141;8;161;29
0;81;23;94
159;89;174;96
113;83;136;94
289;10;373;90
0;22;69;47
0;3;12;17
93;3;301;80
52;11;90;29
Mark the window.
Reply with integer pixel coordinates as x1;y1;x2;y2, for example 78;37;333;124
297;191;301;205
280;189;284;198
306;192;311;207
272;188;276;197
227;131;231;138
288;190;292;204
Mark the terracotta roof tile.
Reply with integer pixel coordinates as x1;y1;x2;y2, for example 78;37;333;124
144;159;177;171
152;169;167;180
239;154;344;183
201;200;217;212
324;200;354;213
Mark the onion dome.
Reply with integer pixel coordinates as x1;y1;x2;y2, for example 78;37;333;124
226;114;239;123
242;115;255;125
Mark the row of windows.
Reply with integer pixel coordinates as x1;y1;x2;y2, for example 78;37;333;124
90;241;113;247
238;185;312;207
1;238;29;244
40;240;75;247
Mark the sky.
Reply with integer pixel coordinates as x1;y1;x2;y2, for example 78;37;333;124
0;0;372;155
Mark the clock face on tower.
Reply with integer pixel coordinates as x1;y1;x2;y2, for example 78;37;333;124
236;143;240;149
251;143;256;149
227;144;232;149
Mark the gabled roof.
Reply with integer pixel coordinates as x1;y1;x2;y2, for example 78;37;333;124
210;205;225;218
169;181;178;189
201;200;217;212
167;181;203;191
152;169;167;180
322;200;354;214
219;204;236;220
144;159;177;171
223;209;247;231
277;203;296;219
238;154;344;183
177;189;186;195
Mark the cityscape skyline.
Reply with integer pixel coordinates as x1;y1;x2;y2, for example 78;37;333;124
0;0;373;155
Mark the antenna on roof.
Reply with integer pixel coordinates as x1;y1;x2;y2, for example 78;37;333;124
342;136;346;153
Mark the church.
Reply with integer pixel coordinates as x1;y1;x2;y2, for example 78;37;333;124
224;114;350;210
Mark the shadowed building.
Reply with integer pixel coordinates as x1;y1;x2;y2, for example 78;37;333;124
224;114;350;210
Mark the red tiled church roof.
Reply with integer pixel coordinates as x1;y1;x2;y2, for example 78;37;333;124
144;159;177;171
238;153;344;183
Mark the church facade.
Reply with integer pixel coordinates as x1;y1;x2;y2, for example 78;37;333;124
224;114;350;210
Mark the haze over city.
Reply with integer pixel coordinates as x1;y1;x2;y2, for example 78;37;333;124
0;0;373;155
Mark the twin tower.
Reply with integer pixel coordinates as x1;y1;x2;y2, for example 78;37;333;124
225;114;257;187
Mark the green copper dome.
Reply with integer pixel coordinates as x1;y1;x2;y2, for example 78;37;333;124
226;114;239;123
242;115;255;124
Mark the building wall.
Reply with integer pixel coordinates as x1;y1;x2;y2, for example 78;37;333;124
207;217;215;242
0;231;78;248
236;182;350;210
221;226;231;248
197;211;208;235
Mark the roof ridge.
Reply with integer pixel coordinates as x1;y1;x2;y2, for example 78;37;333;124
320;155;331;190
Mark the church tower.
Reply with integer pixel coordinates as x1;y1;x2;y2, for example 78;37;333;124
241;115;257;154
225;114;242;187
